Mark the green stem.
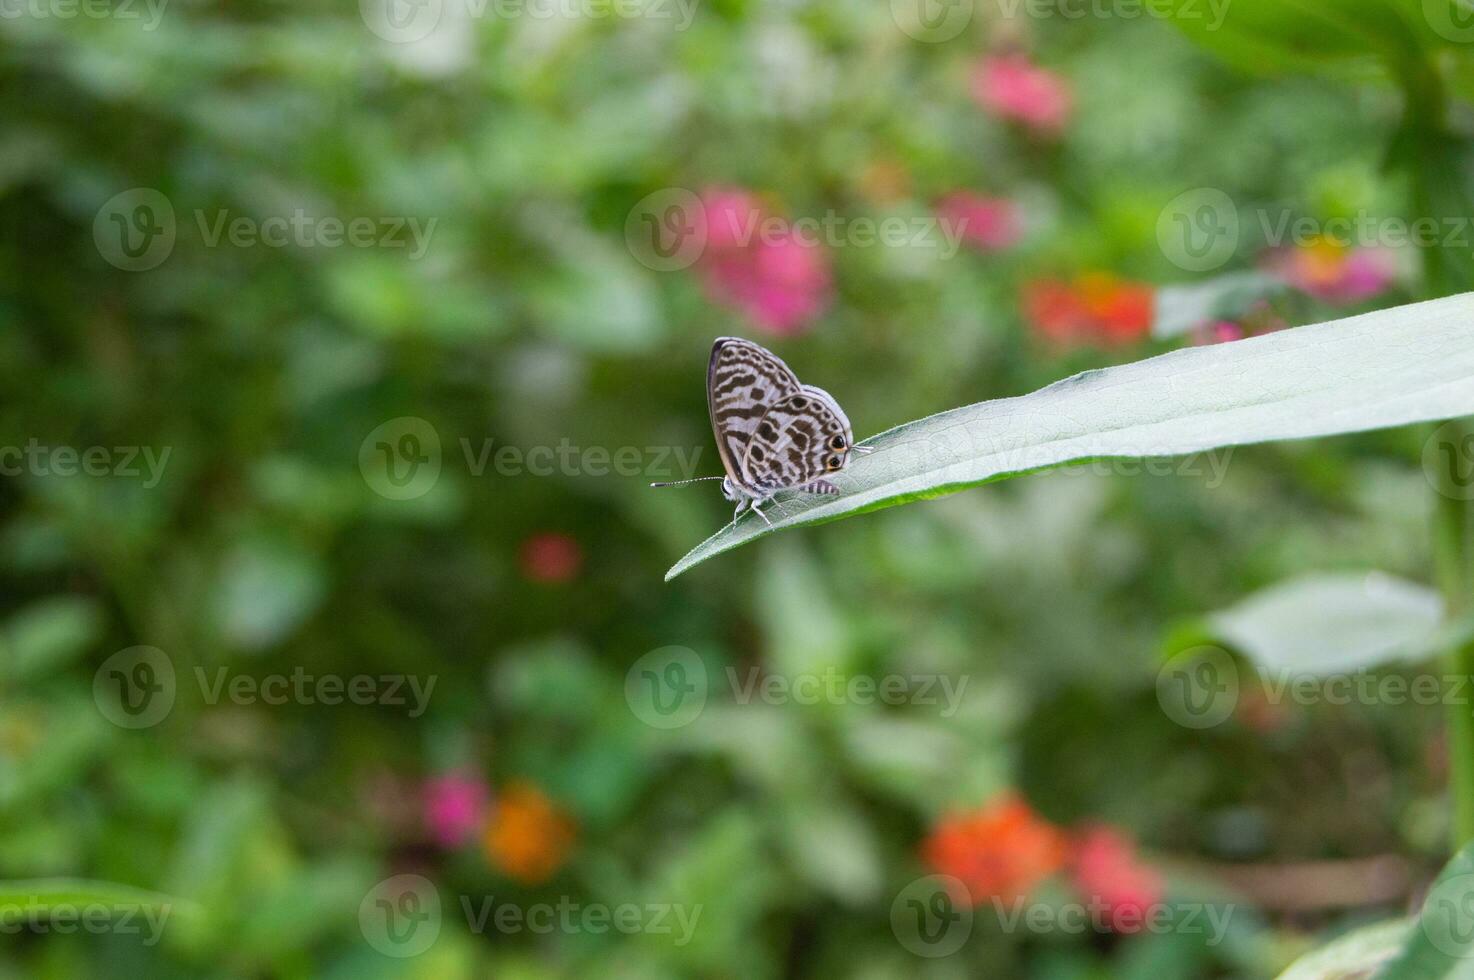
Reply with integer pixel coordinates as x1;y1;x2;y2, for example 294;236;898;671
1435;418;1474;849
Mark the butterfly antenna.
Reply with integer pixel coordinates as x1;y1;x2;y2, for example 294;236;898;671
649;476;727;488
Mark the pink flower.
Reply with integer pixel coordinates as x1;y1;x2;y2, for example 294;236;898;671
1071;827;1164;934
971;55;1072;135
936;192;1023;252
1191;320;1245;345
1264;239;1396;305
696;187;832;336
424;771;488;848
701;187;761;250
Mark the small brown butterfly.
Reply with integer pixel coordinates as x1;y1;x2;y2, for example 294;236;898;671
652;337;873;528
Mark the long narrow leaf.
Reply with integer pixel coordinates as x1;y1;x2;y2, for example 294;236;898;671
667;292;1474;580
0;878;196;919
1370;840;1474;978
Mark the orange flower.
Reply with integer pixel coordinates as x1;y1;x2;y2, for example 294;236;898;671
922;793;1068;904
1022;273;1154;348
483;782;576;884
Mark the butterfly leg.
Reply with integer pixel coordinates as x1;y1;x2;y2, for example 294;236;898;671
749;498;775;527
719;498;747;535
799;480;840;495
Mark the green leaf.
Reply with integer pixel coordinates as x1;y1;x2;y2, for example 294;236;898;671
1209;571;1444;675
666;292;1474;579
1364;839;1474;978
0;596;103;681
210;538;326;651
776;797;882;905
1166;0;1428;77
0;877;198;921
1274;918;1410;979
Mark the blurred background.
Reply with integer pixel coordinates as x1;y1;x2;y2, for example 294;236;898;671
4;0;1474;976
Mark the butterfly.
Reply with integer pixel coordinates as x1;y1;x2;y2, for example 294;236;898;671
653;337;873;529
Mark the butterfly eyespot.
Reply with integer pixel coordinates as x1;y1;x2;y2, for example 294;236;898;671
828;435;846;451
826;455;842;469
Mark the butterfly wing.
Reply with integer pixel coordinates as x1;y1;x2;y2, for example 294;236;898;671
740;384;855;495
707;337;801;489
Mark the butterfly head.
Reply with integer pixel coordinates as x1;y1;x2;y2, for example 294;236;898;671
720;475;742;503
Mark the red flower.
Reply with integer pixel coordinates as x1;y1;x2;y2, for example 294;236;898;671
519;533;582;583
1071;827;1164;933
1023;273;1154;348
936;192;1023;253
923;794;1069;904
971;54;1072;135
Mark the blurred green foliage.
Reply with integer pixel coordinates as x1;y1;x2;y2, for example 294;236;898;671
4;0;1474;976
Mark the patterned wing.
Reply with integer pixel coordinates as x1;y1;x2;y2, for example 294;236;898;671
740;385;855;495
707;337;801;489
